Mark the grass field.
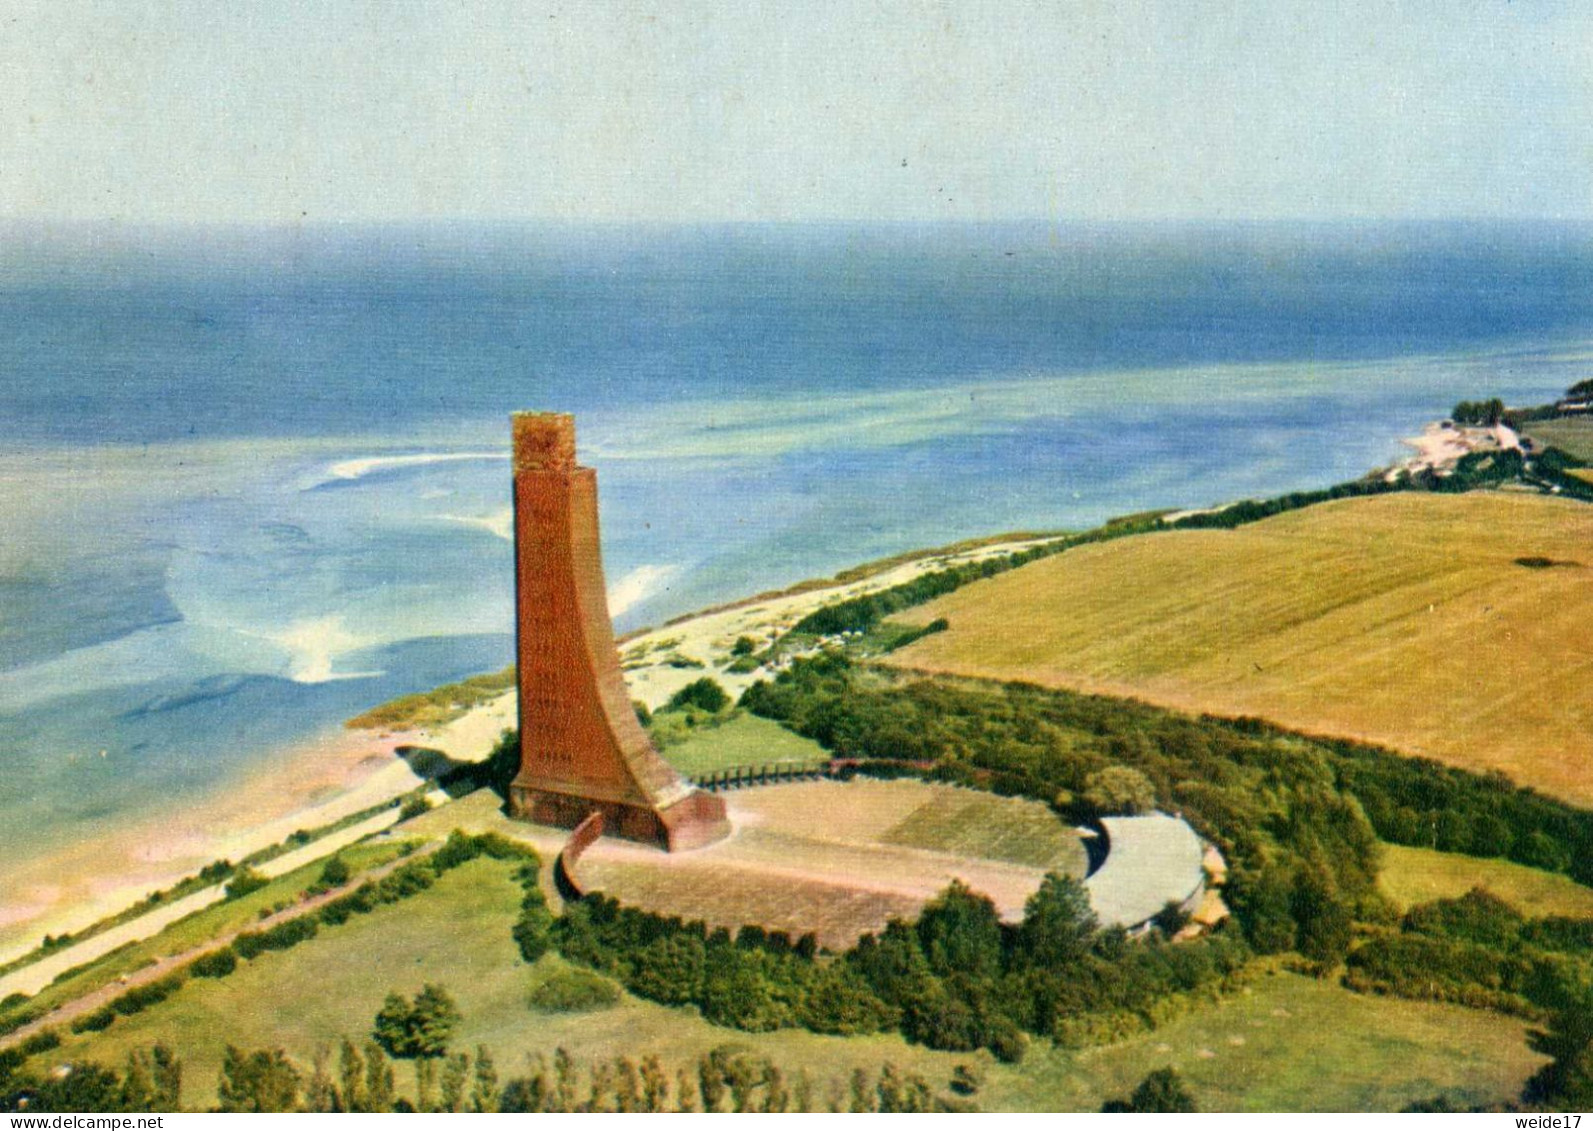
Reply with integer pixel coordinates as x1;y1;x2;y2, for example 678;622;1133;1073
893;491;1593;805
1;841;412;1026
657;712;829;779
56;855;1542;1112
1525;417;1593;462
881;789;1085;870
996;964;1543;1113
1379;844;1593;917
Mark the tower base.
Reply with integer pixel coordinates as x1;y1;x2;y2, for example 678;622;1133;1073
509;781;730;852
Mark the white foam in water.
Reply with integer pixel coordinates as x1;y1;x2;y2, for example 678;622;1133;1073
436;508;514;541
310;451;506;488
257;615;385;684
608;563;680;618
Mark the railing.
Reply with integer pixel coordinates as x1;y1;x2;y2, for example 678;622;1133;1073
691;760;830;791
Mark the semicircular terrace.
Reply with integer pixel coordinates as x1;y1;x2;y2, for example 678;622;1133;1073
562;778;1089;950
1084;813;1206;929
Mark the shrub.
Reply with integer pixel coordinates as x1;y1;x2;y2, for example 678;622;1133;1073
234;916;317;960
1083;765;1157;816
318;856;351;888
666;678;731;714
399;794;433;822
261;917;318;950
71;1006;117;1034
529;969;621;1013
513;899;556;964
627;935;706;1005
18;1028;61;1057
224;867;270;900
431;830;486;872
111;973;187;1016
190;948;239;978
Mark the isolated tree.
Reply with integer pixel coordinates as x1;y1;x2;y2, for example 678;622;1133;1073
1103;1066;1197;1112
223;866;270;900
1017;872;1098;967
304;1047;337;1113
674;1065;700;1112
639;1055;669;1113
216;1046;302;1113
149;1044;182;1111
439;1052;470;1113
950;1062;984;1096
337;1039;366;1113
469;1045;499;1113
372;985;461;1061
372;985;460;1109
552;1048;578;1113
915;880;1003;980
362;1040;395;1113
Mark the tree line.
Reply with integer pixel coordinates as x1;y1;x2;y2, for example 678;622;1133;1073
742;654;1593;953
553;867;1249;1059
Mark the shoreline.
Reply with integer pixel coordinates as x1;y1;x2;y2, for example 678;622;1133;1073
0;532;1054;963
0;691;513;964
0;403;1555;964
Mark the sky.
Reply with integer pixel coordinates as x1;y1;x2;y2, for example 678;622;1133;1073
1;0;1590;225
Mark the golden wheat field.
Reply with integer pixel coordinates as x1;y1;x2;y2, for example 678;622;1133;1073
893;491;1593;805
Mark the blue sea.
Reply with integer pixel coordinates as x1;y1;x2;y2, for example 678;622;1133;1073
3;220;1593;864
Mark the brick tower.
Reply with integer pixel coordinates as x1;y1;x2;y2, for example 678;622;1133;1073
508;412;730;851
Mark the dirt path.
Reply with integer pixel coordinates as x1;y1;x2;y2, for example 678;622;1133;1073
0;840;441;1053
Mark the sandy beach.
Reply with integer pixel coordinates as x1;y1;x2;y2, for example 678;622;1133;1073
0;533;1046;964
0;693;513;963
1395;420;1521;477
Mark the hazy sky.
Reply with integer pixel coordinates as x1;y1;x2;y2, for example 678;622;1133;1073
3;1;1590;224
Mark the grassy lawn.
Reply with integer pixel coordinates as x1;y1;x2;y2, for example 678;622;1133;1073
2;841;412;1025
992;966;1543;1112
57;847;1543;1111
1525;417;1593;462
882;788;1087;873
657;712;829;779
893;491;1593;806
64;856;967;1109
1379;844;1593;918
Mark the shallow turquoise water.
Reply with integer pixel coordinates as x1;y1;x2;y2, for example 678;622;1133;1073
2;221;1590;860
